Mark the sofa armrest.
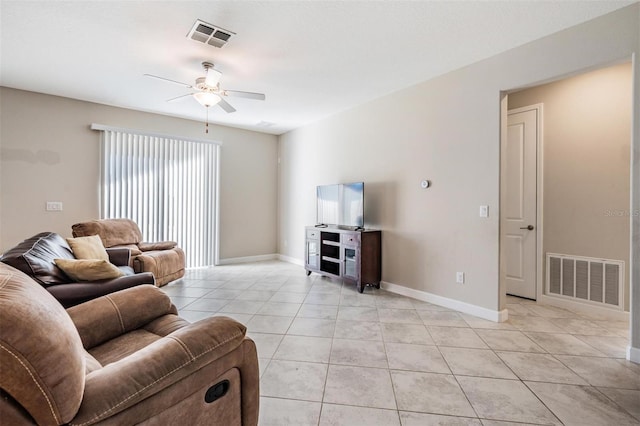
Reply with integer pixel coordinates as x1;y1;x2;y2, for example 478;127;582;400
138;241;178;251
48;272;155;308
106;247;131;266
71;317;249;425
67;285;177;349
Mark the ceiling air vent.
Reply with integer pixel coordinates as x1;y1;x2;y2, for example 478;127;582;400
257;121;276;128
187;19;235;48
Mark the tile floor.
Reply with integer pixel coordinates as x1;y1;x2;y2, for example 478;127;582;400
163;260;640;426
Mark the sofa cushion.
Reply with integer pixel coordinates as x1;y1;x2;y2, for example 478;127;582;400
66;235;109;261
0;263;86;425
72;219;143;248
67;284;176;350
0;232;74;286
55;258;125;281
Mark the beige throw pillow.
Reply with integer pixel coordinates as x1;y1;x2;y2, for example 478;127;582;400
55;258;124;281
67;235;109;261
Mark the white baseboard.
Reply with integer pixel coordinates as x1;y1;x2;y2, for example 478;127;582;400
382;281;508;322
538;294;630;322
628;346;640;363
216;253;278;265
277;254;304;266
273;259;507;322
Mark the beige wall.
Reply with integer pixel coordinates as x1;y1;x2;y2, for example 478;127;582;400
0;88;278;260
509;63;632;310
277;5;639;317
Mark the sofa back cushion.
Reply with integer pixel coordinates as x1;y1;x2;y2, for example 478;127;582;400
0;263;85;425
72;219;143;247
0;232;74;286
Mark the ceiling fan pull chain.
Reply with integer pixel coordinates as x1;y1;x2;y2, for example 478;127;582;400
205;107;209;134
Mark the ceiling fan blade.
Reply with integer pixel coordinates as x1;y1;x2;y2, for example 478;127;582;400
166;93;194;102
144;74;193;88
217;98;236;113
223;90;266;101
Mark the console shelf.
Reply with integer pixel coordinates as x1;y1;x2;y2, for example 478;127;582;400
305;226;381;293
322;241;340;247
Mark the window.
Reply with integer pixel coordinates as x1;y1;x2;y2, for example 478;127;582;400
94;125;219;268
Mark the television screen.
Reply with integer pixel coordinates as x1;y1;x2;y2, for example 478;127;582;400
317;182;364;227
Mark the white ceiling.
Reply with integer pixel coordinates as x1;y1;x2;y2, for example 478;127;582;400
0;1;634;135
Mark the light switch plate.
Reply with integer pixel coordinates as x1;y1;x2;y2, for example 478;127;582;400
46;201;63;211
479;205;489;217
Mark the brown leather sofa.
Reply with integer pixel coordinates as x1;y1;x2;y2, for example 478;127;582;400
72;219;185;287
0;263;260;425
0;232;155;307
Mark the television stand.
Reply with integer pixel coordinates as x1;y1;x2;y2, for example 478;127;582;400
304;226;381;293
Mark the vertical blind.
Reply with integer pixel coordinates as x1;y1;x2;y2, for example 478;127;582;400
96;126;219;268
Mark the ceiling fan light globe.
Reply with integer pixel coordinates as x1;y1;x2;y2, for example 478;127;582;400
194;92;221;107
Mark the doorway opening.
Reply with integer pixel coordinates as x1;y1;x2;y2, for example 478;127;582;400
499;61;633;322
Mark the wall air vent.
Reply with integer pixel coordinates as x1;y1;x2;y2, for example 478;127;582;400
187;19;235;48
546;253;624;310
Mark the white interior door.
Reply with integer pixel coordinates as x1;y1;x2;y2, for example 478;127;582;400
505;108;538;299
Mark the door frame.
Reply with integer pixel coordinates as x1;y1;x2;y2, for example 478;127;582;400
504;104;544;301
499;56;639;363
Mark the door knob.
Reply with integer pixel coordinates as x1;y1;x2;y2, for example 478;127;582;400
520;225;534;230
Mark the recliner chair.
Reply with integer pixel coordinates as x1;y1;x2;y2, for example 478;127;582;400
0;263;259;425
72;218;186;287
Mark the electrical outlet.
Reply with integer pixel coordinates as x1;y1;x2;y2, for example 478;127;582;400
46;201;63;211
456;272;465;284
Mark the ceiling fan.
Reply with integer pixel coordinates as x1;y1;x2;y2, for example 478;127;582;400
144;61;265;131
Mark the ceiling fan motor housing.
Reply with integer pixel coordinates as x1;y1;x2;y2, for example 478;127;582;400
195;77;217;91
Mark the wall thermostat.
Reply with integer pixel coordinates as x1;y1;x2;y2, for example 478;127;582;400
420;180;431;189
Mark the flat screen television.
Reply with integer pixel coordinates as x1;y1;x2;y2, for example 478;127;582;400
317;182;364;228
